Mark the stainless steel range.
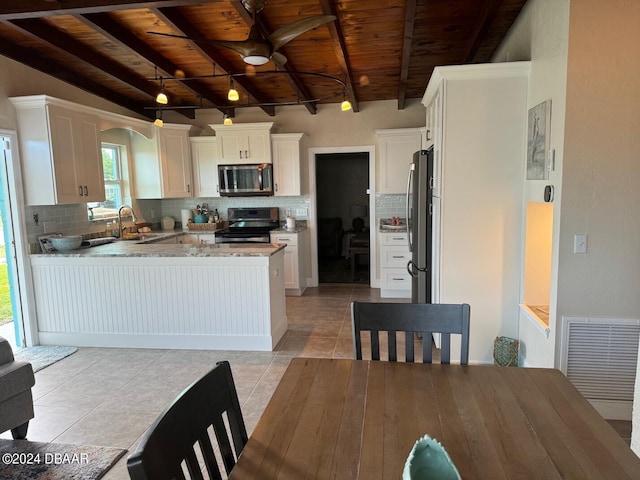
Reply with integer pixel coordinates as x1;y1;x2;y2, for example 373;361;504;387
215;207;279;243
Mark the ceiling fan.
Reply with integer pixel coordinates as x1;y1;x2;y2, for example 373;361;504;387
148;0;336;66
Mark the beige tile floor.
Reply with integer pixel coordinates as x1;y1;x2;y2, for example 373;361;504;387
1;284;392;479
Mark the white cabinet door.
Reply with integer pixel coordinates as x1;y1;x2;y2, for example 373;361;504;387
132;125;192;199
20;102;104;205
376;128;423;194
75;111;105;202
191;137;220;197
272;133;304;196
271;231;306;294
159;128;192;198
48;106;82;204
211;122;274;164
217;129;271;163
218;130;244;164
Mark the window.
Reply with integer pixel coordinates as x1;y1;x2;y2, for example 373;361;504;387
88;143;124;220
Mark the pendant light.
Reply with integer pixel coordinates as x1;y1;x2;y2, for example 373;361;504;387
154;110;164;127
341;92;352;111
156;77;168;105
223;113;233;125
227;77;239;101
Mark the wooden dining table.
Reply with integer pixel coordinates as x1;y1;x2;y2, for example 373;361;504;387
228;357;640;479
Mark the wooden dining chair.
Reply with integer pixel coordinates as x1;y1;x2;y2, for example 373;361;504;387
127;360;248;480
351;302;471;364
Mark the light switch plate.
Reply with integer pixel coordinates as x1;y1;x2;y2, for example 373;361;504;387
574;234;587;254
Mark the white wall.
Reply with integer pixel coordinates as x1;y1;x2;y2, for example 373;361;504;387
492;0;570;368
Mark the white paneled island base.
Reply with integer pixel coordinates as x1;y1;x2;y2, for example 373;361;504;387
30;251;287;351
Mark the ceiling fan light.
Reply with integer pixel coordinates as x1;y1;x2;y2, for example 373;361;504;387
156;91;168;105
341;99;352;111
223;114;233;126
243;55;270;66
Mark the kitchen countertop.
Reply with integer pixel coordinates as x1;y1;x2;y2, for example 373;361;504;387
378;218;407;232
271;224;307;234
32;240;285;258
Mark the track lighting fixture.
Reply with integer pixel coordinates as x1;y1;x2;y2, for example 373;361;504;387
149;70;352;113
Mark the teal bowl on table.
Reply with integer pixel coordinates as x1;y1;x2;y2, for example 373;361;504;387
194;214;208;224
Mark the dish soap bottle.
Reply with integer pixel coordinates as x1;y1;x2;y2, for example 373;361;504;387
213;208;220;223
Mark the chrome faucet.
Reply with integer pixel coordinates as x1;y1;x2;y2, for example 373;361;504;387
117;204;137;238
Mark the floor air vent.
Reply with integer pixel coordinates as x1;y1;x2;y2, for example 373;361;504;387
560;316;640;420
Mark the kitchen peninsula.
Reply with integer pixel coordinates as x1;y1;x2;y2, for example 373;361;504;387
29;242;287;351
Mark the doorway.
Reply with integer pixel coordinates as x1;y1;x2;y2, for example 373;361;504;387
0;131;36;348
307;145;377;287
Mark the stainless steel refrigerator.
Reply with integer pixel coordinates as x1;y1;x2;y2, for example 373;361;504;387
406;148;435;303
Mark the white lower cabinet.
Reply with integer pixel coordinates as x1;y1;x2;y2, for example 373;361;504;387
270;230;307;295
379;231;411;298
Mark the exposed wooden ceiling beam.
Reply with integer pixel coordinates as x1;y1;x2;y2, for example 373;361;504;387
0;0;222;20
317;0;358;113
229;0;317;115
153;5;276;116
463;0;502;63
7;17;195;119
77;12;231;115
0;38;153;118
397;0;417;110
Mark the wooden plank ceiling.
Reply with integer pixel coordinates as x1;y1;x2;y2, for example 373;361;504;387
0;0;528;120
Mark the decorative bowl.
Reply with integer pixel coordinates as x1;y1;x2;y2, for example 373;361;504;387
194;214;208;224
49;235;83;252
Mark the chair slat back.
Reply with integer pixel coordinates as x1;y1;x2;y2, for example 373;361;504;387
352;302;470;364
127;361;248;480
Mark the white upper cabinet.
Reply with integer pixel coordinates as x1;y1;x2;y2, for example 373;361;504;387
190;136;220;197
210;122;274;164
375;128;424;194
132;124;192;199
10;96;105;205
271;133;305;196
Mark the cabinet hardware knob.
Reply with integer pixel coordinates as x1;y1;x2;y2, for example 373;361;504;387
245;150;248;158
239;150;243;159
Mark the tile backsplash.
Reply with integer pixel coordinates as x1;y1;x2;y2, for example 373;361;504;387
25;193;403;251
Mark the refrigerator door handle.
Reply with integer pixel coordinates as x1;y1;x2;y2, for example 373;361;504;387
406;163;415;252
407;260;427;277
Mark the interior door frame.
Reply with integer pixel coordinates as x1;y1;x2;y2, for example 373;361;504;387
307;145;377;288
0;130;38;346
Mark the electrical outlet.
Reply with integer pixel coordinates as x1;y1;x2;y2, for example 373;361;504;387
150;208;156;219
296;208;307;217
43;221;56;233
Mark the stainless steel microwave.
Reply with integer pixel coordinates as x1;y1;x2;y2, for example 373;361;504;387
218;163;274;196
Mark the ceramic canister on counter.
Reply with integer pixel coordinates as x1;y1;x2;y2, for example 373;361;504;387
161;216;175;230
286;216;296;231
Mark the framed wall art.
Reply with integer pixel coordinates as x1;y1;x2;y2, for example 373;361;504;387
526;99;552;180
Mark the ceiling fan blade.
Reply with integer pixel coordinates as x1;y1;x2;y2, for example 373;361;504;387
148;31;271;60
272;51;287;65
268;15;336;51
